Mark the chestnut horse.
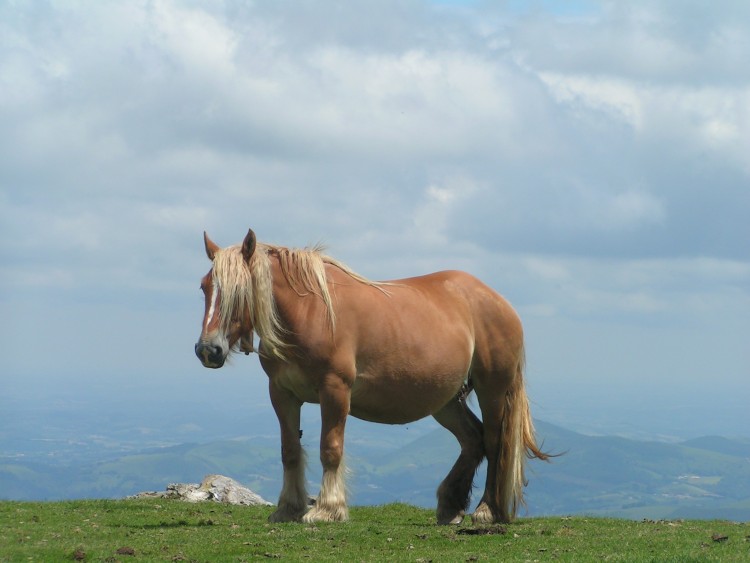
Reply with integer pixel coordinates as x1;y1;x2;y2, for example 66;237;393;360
195;228;548;524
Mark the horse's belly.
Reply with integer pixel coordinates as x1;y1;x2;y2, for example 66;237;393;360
349;369;465;424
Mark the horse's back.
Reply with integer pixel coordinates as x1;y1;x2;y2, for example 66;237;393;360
388;270;521;335
334;268;522;353
387;269;524;378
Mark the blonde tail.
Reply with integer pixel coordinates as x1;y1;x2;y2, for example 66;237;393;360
498;349;550;521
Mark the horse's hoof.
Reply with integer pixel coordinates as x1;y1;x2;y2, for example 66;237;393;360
437;510;465;525
302;504;349;523
470;502;495;524
268;507;305;523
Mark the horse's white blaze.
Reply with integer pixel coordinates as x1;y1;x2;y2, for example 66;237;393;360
205;280;219;332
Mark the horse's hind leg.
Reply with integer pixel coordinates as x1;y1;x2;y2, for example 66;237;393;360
472;360;524;524
471;398;505;524
433;395;485;525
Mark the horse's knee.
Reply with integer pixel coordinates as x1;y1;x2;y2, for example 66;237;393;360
320;441;344;468
281;445;303;467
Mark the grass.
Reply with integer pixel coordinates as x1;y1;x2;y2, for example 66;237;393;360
1;500;748;562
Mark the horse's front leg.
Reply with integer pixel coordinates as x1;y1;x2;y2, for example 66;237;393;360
268;382;308;523
303;374;350;523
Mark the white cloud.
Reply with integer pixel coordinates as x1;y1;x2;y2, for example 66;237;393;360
598;189;666;230
152;0;238;77
2;1;746;266
0;0;747;430
523;257;571;283
539;73;644;128
538;73;750;171
411;177;479;244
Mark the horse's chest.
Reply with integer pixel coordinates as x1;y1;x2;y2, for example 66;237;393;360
270;364;320;403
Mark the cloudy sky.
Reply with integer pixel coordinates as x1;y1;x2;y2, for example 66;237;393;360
2;0;748;439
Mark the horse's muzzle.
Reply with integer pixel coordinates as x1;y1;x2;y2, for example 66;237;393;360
195;342;225;368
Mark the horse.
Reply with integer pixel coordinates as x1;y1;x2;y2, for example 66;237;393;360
195;228;549;525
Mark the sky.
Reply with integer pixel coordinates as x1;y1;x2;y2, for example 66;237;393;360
1;0;749;440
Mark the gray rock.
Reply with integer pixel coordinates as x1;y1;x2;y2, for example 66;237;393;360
129;474;272;506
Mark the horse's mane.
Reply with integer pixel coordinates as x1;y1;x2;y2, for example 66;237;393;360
212;242;382;360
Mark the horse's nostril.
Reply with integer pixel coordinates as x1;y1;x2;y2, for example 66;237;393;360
196;342;225;367
196;343;215;359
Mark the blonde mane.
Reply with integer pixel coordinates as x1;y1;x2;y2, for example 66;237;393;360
212;243;382;360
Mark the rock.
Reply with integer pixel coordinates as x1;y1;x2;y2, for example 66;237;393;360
129;474;272;506
197;474;272;506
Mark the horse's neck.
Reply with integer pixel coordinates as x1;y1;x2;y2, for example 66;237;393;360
266;250;332;327
266;251;304;321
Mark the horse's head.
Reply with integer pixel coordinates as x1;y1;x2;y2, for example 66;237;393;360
194;229;257;368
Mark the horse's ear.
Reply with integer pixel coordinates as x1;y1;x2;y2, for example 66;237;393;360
204;231;220;261
242;228;257;263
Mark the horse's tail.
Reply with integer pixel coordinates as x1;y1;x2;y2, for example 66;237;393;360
497;345;550;521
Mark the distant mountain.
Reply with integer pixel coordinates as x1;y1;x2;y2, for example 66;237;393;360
1;421;749;521
0;438;281;502
679;435;750;458
524;421;750;521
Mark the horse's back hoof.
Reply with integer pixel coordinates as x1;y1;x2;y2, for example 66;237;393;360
470;502;495;524
437;509;465;525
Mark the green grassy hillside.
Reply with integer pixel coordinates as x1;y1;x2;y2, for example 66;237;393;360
1;500;748;562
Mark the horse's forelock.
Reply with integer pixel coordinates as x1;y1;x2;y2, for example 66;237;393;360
212;244;290;359
212;245;250;328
